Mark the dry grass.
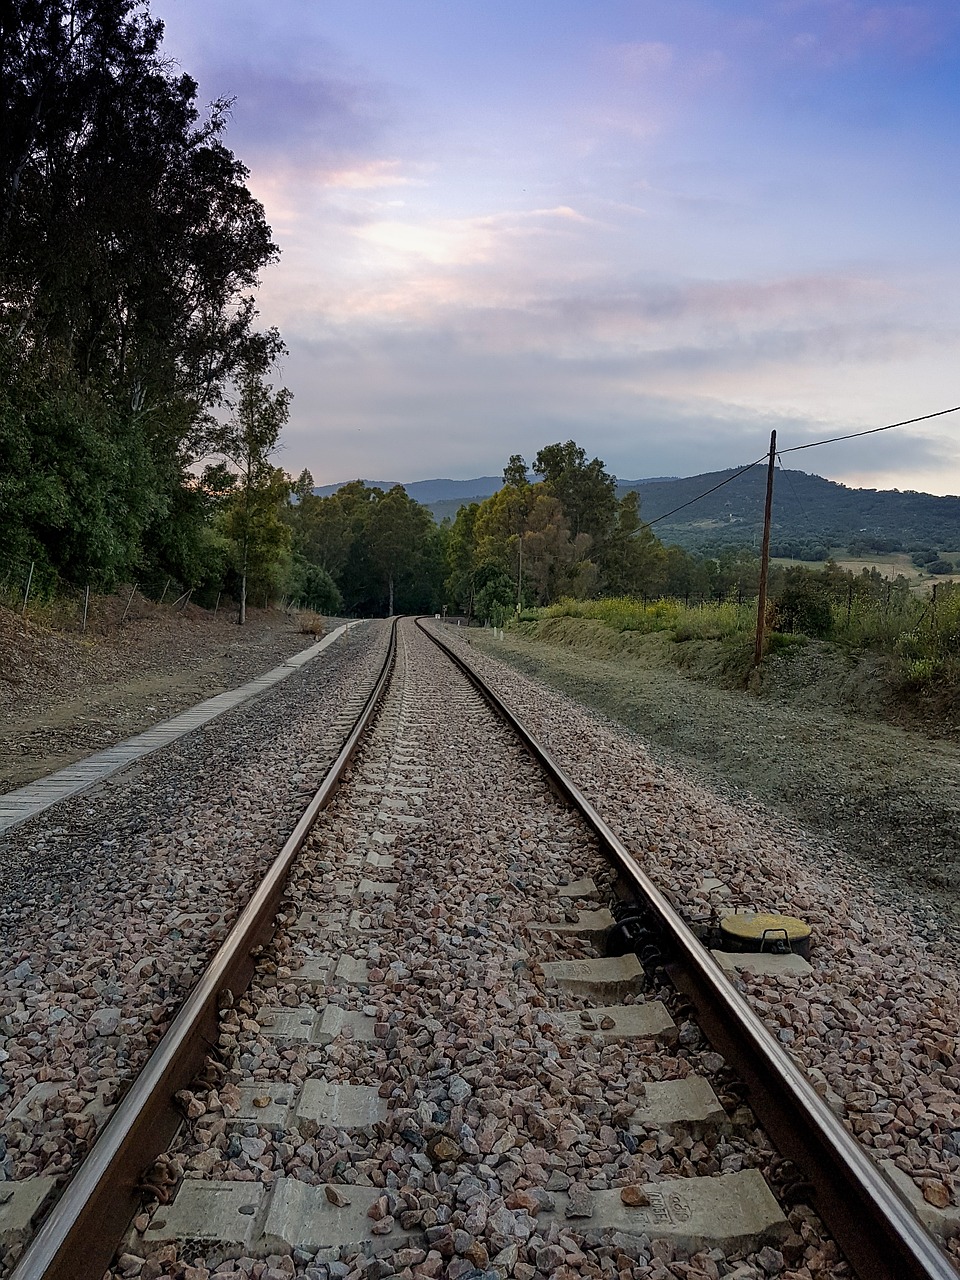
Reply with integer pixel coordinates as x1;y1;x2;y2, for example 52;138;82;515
294;609;326;637
771;553;960;592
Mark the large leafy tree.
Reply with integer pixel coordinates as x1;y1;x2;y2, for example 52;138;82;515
521;490;595;604
502;453;529;488
445;442;709;612
290;481;441;617
0;0;280;589
363;485;436;615
474;484;532;578
219;464;292;613
292;481;360;580
444;501;479;615
533;441;618;546
602;491;667;597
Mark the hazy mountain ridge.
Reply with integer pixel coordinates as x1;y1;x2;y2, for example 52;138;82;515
313;476;505;502
313;470;960;552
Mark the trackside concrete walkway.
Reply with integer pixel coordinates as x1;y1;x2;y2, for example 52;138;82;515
0;622;359;835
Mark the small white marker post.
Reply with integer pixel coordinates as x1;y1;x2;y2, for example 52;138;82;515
21;560;34;617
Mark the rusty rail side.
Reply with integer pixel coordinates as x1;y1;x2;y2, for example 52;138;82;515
11;619;398;1280
418;617;954;1280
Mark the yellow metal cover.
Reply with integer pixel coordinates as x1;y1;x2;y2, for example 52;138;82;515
720;911;811;943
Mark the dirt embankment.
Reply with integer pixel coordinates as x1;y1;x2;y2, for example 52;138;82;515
468;619;960;927
0;596;321;791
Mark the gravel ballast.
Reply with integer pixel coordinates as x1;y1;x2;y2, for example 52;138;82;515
0;620;389;1272
443;625;960;1264
114;620;846;1280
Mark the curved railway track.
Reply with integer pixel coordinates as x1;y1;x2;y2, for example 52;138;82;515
6;617;956;1280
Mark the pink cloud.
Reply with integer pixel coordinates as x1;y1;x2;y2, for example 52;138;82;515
321;159;426;190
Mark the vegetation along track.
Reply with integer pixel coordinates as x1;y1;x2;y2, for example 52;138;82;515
4;619;957;1280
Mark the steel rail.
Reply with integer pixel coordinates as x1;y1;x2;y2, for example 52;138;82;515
10;619;399;1280
417;617;955;1280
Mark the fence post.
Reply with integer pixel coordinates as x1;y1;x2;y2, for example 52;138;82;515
846;583;853;630
21;561;34;617
120;583;138;624
82;584;90;633
159;578;170;604
213;592;221;617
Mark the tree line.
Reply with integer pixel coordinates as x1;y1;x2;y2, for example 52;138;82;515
442;443;758;623
281;443;766;623
0;4;804;625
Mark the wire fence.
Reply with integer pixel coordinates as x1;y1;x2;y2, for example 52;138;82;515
0;551;239;634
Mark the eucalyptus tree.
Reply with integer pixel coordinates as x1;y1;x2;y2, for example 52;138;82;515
602;491;667;597
292;481;361;581
533;441;618;547
207;332;292;623
363;485;434;616
444;501;479;615
0;0;280;587
502;454;529;487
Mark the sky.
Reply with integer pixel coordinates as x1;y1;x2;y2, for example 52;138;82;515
158;0;960;494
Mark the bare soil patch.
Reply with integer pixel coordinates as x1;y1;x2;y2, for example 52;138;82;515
0;596;322;790
468;621;960;928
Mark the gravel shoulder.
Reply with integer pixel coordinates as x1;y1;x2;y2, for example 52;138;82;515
464;623;960;932
0;600;327;791
0;620;389;1233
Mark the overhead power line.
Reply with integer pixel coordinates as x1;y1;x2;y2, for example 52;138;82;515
639;402;960;530
775;453;811;527
778;404;960;455
644;455;768;527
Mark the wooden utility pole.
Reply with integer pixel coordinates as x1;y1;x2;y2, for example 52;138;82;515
753;430;777;668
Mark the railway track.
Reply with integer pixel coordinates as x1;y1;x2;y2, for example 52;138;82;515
4;617;957;1280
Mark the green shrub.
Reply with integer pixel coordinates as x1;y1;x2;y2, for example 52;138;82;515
289;557;343;613
766;632;808;655
774;580;833;638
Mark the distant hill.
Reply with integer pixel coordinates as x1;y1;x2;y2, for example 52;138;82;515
312;469;960;554
314;476;504;503
625;467;960;555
